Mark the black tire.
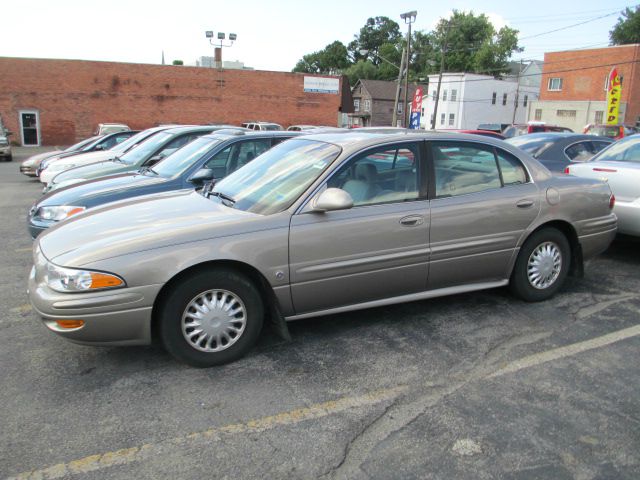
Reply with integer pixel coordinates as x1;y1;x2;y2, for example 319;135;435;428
159;269;264;367
510;227;570;302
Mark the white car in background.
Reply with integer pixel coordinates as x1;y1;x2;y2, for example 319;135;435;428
38;126;176;185
566;134;640;236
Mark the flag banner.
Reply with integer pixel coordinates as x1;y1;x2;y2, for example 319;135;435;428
409;87;423;130
606;67;622;125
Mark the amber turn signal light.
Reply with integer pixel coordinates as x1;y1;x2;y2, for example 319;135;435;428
55;320;85;329
89;272;124;289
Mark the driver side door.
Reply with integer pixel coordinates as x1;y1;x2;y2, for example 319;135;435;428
288;141;430;315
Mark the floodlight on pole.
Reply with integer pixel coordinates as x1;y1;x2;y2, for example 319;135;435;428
205;31;214;38
205;29;238;70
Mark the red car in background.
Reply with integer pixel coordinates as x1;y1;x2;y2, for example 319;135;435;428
584;124;638;140
502;123;573;138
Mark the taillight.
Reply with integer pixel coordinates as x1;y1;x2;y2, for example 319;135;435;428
564;166;570;174
609;194;615;209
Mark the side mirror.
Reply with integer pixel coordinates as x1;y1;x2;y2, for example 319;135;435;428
312;188;353;212
190;168;215;185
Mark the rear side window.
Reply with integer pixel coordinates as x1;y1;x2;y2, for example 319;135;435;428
496;150;527;185
432;143;500;197
432;142;527;197
565;142;593;162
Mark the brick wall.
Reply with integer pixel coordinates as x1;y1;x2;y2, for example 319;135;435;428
0;57;346;145
539;44;640;125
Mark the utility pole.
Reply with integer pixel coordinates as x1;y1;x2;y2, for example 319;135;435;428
392;47;406;127
431;20;452;130
512;59;524;124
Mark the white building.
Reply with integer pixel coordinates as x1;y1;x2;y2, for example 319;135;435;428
421;73;539;130
195;57;253;70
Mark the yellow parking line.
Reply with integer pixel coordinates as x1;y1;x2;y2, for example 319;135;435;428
7;385;407;480
10;304;32;314
489;324;640;378
14;247;33;253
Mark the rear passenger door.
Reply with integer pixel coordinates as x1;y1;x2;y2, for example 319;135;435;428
427;141;539;290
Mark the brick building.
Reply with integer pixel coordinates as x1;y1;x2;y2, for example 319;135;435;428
0;57;352;146
529;44;640;132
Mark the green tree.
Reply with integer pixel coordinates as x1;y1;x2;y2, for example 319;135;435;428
293;41;350;74
172;60;184;65
610;6;640;45
348;16;402;64
429;11;521;75
344;60;378;86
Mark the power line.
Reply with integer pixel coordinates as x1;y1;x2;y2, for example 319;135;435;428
518;10;624;41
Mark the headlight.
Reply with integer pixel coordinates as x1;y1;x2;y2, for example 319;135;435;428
36;205;86;221
45;263;125;292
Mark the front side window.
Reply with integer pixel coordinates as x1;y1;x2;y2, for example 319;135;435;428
592;136;640;163
327;144;419;206
153;136;222;178
432;142;502;197
212;139;341;215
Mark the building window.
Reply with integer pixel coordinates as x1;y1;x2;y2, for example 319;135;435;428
449;113;455;126
364;99;371;112
502;93;507;106
443;90;448;101
557;109;576;118
534;109;542;121
430;114;435;126
432;90;437;101
594;111;604;124
548;77;563;91
440;113;445;125
354;99;360;112
492;92;497;105
451;89;457;102
397;102;403;114
523;95;528;107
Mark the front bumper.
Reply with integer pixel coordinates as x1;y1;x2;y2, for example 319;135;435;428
28;268;162;346
0;147;11;158
20;164;38;176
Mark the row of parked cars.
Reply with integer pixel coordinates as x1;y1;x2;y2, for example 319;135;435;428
23;122;636;367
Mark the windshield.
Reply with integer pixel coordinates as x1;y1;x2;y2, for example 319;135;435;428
591;135;640;163
119;131;173;165
154;136;223;177
213;139;341;215
110;129;161;154
64;136;100;152
506;136;555;158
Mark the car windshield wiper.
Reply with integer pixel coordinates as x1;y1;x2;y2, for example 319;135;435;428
207;190;236;207
112;155;125;163
139;165;159;175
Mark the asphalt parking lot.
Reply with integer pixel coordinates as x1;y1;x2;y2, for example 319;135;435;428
2;149;640;480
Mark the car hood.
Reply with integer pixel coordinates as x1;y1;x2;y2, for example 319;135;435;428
39;173;168;207
50;150;118;167
51;160;134;186
22;150;63;167
38;190;266;266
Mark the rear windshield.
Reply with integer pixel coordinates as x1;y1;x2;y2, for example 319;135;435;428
589;126;621;138
506;136;554;158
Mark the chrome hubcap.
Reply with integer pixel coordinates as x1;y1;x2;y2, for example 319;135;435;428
527;241;562;290
181;289;246;352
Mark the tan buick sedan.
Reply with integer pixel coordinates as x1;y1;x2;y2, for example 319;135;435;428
29;132;617;366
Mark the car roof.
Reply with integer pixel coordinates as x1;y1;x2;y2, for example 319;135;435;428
200;130;303;141
161;125;239;135
508;132;613;141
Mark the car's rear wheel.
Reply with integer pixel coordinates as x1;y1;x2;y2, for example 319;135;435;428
159;269;264;367
510;227;570;302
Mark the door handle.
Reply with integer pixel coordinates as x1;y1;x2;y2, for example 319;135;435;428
400;215;424;226
516;199;534;208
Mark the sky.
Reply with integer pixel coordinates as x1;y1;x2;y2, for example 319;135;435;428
0;0;637;71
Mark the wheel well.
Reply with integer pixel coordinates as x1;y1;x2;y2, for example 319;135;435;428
150;260;287;343
529;220;583;277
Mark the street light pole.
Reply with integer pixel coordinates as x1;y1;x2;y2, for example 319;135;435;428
400;11;417;128
205;31;237;70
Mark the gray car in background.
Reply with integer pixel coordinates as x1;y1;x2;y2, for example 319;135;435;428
29;132;616;367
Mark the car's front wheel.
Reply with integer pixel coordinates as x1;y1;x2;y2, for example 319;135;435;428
159;269;264;367
510;227;570;302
